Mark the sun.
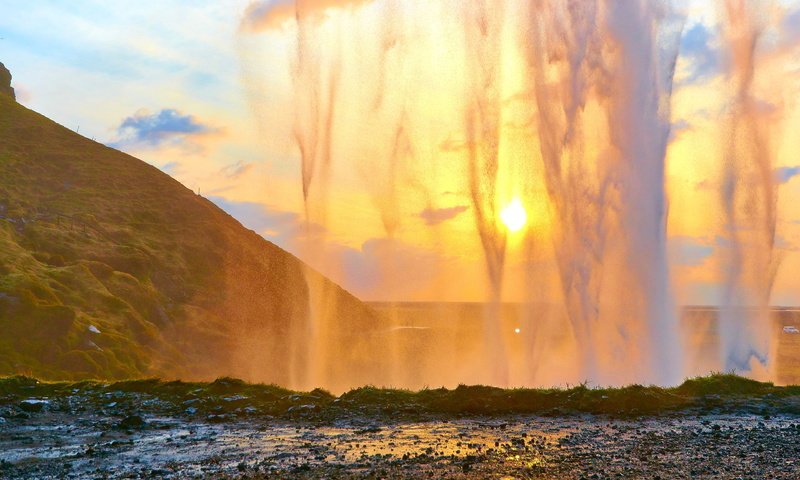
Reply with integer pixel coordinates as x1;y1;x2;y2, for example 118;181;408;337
500;198;527;233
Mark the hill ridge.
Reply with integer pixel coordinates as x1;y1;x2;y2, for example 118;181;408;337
0;80;383;390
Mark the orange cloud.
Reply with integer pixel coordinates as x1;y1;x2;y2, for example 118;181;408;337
240;0;374;32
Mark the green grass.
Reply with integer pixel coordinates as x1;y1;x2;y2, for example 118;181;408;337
2;373;799;419
334;374;800;416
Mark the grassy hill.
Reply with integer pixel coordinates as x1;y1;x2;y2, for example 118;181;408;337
0;65;381;386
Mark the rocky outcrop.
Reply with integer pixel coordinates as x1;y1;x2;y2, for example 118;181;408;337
0;62;14;100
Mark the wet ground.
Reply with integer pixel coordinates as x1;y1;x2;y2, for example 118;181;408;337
2;411;800;479
3;375;800;478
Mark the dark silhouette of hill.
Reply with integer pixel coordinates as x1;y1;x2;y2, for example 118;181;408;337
0;62;381;386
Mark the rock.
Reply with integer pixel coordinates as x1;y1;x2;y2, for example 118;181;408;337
185;407;198;415
356;425;382;434
117;415;145;429
287;404;320;414
207;414;230;423
223;395;248;402
19;399;48;413
0;62;14;100
83;339;103;351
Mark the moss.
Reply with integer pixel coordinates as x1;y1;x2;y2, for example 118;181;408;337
59;350;101;375
28;304;76;337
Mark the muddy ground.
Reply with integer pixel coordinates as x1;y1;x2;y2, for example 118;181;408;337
2;375;800;478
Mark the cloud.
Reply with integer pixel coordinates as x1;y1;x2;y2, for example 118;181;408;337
774;166;800;184
240;0;372;32
219;160;253;179
10;82;31;104
781;6;800;44
159;161;180;175
209;196;321;246
694;166;799;191
209;195;446;300
669;118;692;142
775;233;799;252
669;235;714;267
679;22;720;83
419;205;469;226
240;0;294;31
339;237;442;300
110;108;219;149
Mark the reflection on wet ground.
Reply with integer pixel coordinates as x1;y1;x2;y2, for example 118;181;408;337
2;413;800;478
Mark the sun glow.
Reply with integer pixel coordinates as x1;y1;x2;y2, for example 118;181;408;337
500;198;527;233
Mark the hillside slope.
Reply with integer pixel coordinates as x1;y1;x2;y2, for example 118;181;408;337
0;64;383;388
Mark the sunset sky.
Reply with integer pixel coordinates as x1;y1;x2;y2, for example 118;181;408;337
2;0;800;305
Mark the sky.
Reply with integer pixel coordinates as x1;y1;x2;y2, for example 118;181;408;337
2;0;800;305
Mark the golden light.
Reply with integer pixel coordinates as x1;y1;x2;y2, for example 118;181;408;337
500;198;527;233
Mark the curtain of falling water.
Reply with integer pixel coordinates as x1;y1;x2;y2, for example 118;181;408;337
461;0;510;386
290;0;445;389
524;0;606;384
289;0;340;389
521;0;684;385
243;0;686;388
718;0;781;377
605;1;684;385
238;0;788;389
282;0;517;388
